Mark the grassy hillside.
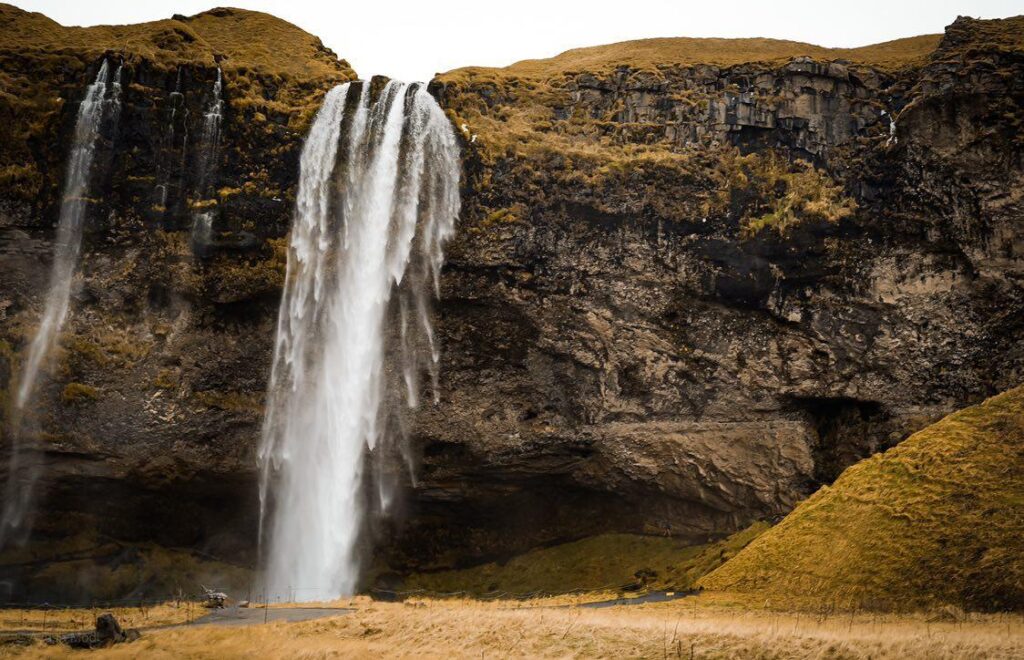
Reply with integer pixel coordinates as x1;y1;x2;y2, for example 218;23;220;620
499;34;941;78
0;4;353;77
451;14;1024;82
402;523;768;596
699;385;1024;612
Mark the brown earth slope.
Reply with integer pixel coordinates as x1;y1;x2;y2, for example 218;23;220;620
700;385;1024;612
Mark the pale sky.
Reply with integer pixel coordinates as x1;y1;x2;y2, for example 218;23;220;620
11;0;1024;82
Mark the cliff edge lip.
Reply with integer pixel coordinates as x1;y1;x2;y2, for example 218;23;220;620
0;2;355;79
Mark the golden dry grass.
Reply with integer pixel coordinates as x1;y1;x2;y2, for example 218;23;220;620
706;151;858;236
4;595;1023;659
498;34;942;78
700;385;1024;611
0;602;190;633
0;4;354;78
443;15;1023;92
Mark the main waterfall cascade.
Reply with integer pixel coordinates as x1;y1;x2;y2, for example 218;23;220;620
258;80;460;599
0;60;122;548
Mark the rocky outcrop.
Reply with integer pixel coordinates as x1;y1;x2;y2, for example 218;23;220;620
563;57;902;161
0;6;1022;594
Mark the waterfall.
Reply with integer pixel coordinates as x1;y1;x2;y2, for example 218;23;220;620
156;67;184;210
258;80;460;599
196;67;223;192
14;59;118;409
192;68;223;250
1;60;121;547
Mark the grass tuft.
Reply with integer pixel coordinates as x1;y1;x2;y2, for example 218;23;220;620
60;382;99;403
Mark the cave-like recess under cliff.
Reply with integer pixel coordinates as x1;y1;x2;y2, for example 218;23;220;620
0;4;1022;600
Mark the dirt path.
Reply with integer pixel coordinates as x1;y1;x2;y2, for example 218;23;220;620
172;606;352;628
577;590;694;608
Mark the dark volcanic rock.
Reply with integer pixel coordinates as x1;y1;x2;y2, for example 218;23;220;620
60;613;140;649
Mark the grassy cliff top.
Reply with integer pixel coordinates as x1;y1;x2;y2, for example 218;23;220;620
445;15;1023;81
0;3;354;78
699;385;1024;612
0;4;355;209
935;14;1024;57
443;33;942;85
495;33;942;78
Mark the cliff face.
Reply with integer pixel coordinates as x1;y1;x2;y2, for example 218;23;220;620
0;5;1022;597
404;15;1024;566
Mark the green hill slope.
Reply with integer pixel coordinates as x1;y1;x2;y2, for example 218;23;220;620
699;386;1024;611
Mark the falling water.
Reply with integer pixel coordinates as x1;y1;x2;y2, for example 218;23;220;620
1;60;121;547
196;67;223;192
14;59;119;409
258;81;460;599
156;67;184;210
191;68;224;250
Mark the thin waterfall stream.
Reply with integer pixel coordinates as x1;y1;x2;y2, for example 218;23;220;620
191;67;223;250
258;81;459;599
0;60;122;548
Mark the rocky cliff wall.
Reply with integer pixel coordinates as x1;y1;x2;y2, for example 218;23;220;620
0;6;1022;596
406;15;1024;566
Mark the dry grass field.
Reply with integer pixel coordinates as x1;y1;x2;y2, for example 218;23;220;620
0;602;193;633
2;594;1023;659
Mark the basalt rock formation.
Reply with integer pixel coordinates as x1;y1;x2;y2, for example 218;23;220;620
0;4;1022;599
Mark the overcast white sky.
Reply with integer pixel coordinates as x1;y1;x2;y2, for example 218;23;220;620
11;1;1024;81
